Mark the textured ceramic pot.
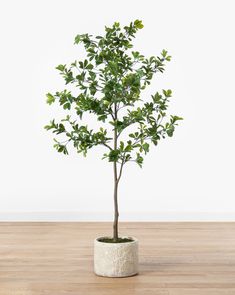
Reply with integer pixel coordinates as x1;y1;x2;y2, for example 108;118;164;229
94;237;138;277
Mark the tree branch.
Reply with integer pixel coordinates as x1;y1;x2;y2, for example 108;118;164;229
117;156;125;183
102;142;112;150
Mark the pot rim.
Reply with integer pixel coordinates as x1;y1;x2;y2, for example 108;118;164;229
95;236;138;245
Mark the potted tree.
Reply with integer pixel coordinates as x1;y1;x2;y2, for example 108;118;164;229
45;20;182;277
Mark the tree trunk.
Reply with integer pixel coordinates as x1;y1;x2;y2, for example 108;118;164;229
113;161;119;241
113;103;119;241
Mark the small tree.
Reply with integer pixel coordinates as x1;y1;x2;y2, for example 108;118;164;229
45;20;182;242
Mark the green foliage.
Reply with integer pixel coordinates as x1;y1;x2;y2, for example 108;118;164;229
45;20;182;168
46;93;55;105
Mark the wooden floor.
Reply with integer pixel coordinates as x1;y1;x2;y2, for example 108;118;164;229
0;222;235;295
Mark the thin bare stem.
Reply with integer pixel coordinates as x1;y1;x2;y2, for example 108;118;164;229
117;156;125;183
113;103;119;241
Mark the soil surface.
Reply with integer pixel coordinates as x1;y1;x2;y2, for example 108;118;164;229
97;237;134;243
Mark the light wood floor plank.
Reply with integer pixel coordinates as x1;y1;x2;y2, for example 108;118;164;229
0;222;234;294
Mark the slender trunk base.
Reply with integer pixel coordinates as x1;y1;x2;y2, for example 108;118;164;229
113;167;119;241
113;104;119;242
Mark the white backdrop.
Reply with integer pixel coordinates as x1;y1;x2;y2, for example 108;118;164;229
0;0;234;221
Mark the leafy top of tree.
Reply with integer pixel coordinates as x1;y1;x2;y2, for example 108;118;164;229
45;20;183;168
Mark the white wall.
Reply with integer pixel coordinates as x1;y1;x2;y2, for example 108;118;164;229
0;0;234;221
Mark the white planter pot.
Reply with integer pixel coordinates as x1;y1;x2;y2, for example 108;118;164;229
94;237;138;277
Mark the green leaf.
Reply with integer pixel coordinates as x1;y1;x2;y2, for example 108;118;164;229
124;143;133;152
119;141;124;151
161;49;168;58
136;153;143;167
56;64;66;71
63;102;71;110
84;59;88;68
54;143;68;155
86;64;93;70
134;20;144;29
98;114;107;122
79;61;83;69
166;125;175;137
142;142;149;154
171;115;183;124
46;93;55;105
74;35;81;44
163;89;172;97
132;51;140;59
108;150;120;162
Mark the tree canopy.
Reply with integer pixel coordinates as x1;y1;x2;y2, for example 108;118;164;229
45;20;183;168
